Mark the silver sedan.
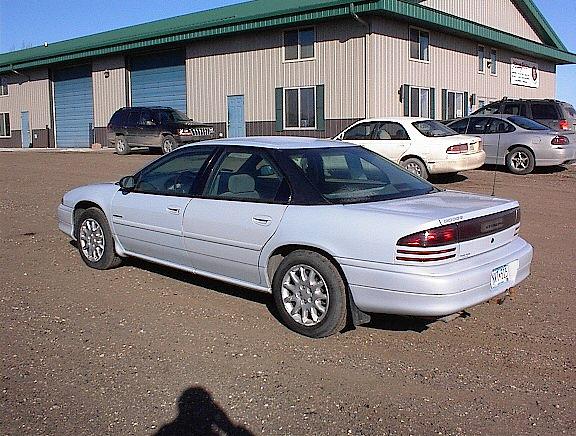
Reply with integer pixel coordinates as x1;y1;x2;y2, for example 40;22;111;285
448;114;576;174
58;137;533;337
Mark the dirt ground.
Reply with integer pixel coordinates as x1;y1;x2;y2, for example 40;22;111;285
1;149;575;435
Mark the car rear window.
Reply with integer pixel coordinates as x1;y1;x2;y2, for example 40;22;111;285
286;146;436;204
508;116;549;131
109;110;127;126
412;120;457;137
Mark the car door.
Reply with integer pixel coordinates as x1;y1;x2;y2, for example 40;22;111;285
138;109;160;146
466;117;495;162
125;109;142;147
339;121;378;148
110;146;217;265
365;121;412;163
182;148;290;286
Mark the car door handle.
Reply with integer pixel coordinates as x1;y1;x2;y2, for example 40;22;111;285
252;215;272;226
167;206;181;215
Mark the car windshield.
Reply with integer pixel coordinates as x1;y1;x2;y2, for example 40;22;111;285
286;146;437;204
508;116;549;131
412;120;458;137
160;109;191;123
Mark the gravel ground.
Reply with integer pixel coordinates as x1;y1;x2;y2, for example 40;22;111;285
1;150;575;435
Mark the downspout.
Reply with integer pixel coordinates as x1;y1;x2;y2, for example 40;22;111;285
350;3;371;119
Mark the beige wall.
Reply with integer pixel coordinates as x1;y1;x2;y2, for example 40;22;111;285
0;68;51;130
370;17;556;117
420;0;543;43
186;19;367;124
92;56;126;127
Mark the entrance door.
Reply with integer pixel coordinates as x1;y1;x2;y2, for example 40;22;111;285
21;112;31;148
227;95;246;138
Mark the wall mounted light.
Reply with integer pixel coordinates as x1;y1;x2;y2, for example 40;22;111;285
104;70;110;79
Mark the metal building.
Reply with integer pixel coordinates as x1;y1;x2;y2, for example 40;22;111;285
0;0;575;149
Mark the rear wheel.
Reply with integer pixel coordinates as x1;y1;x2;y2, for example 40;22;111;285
401;157;429;180
272;250;347;338
75;208;122;270
161;135;177;154
506;146;535;175
115;135;130;155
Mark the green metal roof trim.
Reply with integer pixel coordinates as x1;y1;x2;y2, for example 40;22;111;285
1;0;575;73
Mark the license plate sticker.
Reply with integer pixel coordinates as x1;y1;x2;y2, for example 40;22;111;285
491;264;509;288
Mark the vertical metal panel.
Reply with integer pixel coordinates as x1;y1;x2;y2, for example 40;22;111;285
93;55;126;127
0;69;50;130
130;51;186;112
420;0;543;43
54;65;94;148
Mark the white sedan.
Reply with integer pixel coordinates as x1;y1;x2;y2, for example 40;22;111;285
58;137;531;338
335;117;486;179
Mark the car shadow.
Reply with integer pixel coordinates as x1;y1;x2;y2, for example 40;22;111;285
361;313;434;333
477;164;568;175
113;147;161;156
429;173;468;184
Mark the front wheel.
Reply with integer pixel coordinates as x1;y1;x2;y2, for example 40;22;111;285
506;146;535;175
75;208;122;270
401;157;429;180
161;135;177;154
272;250;347;338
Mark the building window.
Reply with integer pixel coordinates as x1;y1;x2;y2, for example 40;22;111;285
489;49;497;75
0;77;8;96
284;28;315;61
410;87;431;117
447;91;465;119
478;46;485;73
409;28;429;62
0;113;10;137
284;87;316;129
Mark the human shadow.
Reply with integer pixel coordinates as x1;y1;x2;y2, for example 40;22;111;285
154;386;253;436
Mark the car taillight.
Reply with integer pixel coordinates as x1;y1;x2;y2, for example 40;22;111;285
397;224;458;247
478;140;483;151
551;135;569;146
559;119;570;130
446;143;469;154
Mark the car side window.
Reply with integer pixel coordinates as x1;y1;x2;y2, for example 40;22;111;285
530;103;558;120
472;102;499;115
342;122;378;140
134;147;215;196
449;118;469;134
127;110;141;127
467;117;492;134
373;122;410;140
140;109;155;126
487;119;515;134
503;103;527;117
110;110;127;126
205;150;288;203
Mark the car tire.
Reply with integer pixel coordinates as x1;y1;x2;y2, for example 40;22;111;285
75;207;122;270
161;135;177;154
401;157;429;180
506;146;535;175
115;135;130;155
272;250;347;338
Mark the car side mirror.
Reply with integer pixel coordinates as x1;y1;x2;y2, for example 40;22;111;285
118;176;136;190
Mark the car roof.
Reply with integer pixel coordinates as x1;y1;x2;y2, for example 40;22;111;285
184;136;351;150
355;117;430;123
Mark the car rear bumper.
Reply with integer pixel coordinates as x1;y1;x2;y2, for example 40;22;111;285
535;146;576;166
427;151;486;174
339;237;532;316
58;204;75;239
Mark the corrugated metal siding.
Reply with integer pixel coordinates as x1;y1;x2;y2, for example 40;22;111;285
54;65;94;148
186;19;366;123
130;51;186;111
370;17;555;118
93;56;126;127
0;69;50;130
420;0;543;43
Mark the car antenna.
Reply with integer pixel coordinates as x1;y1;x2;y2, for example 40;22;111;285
490;123;502;197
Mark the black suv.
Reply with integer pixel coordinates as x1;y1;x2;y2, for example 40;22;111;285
107;107;216;155
471;99;576;133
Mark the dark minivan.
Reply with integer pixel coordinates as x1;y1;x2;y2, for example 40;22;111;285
471;99;576;133
107;107;216;155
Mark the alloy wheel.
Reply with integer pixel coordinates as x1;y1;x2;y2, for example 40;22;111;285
281;264;329;326
79;218;105;262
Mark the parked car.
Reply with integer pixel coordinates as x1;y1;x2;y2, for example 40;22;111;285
334;118;485;179
447;114;576;174
107;106;216;155
471;98;576;133
58;137;532;338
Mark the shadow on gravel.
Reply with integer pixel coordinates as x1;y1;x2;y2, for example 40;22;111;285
429;173;468;184
476;164;568;175
154;386;253;436
362;314;433;333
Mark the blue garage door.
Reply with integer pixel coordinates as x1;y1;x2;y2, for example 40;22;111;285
130;51;186;112
54;65;94;148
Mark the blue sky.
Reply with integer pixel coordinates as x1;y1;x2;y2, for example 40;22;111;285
0;0;574;104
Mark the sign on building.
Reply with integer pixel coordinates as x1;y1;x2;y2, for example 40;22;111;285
510;58;539;88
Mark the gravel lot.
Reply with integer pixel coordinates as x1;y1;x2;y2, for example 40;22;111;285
1;150;575;435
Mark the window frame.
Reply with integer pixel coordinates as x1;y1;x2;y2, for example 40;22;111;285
446;90;466;119
409;27;430;63
409;86;431;117
342;121;379;141
283;27;316;63
489;48;497;76
283;86;317;130
0;77;8;96
478;45;485;74
0;113;11;138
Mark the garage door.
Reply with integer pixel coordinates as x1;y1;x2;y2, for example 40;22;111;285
53;65;94;148
130;51;186;112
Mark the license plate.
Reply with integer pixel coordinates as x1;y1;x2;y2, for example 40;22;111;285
491;264;509;288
